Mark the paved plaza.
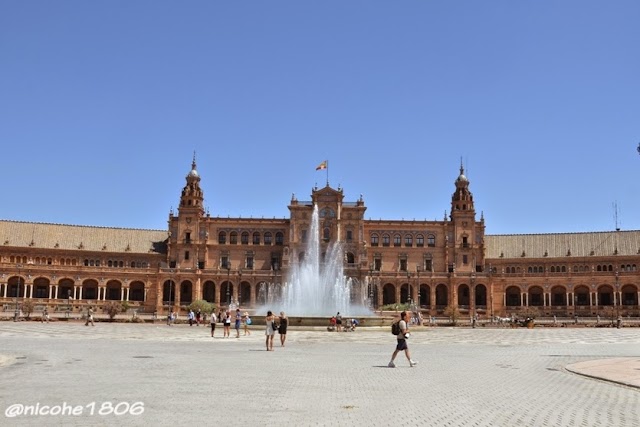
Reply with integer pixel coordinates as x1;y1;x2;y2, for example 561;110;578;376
0;322;639;426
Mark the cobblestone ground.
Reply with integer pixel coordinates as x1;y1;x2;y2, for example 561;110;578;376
0;323;638;426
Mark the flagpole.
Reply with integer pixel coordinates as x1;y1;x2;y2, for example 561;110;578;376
326;160;329;186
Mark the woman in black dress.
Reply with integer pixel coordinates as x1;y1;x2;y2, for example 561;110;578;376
278;311;288;347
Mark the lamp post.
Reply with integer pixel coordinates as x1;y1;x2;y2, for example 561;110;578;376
66;290;71;319
226;262;231;307
417;266;421;308
14;264;23;321
615;269;621;325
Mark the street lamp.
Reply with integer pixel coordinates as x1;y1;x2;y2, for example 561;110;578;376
417;266;422;308
66;290;71;319
615;269;620;321
14;264;23;321
226;261;231;307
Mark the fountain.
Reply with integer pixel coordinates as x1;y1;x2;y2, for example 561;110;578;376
262;204;373;318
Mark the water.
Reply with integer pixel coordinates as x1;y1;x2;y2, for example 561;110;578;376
264;204;372;317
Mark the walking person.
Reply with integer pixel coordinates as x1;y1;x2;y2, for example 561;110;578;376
278;311;288;347
388;311;417;368
223;311;231;337
188;309;195;326
41;307;50;323
235;308;242;338
210;311;217;338
85;307;95;326
243;312;251;336
265;310;276;351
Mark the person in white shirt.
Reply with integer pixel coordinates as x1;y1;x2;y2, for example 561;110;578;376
210;311;217;337
388;311;417;368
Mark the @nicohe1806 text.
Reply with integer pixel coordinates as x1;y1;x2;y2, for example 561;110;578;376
4;401;145;418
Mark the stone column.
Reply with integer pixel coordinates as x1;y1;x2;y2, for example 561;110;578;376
120;287;125;301
395;284;401;304
232;282;239;305
430;285;436;311
469;285;475;312
195;277;202;303
174;284;181;311
250;283;256;306
125;287;130;301
79;287;83;300
144;288;148;302
54;286;59;299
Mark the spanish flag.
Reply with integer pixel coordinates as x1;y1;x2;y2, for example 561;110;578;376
315;160;327;171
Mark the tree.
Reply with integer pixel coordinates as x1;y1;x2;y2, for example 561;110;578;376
443;304;461;325
188;300;215;315
22;300;35;319
103;301;123;321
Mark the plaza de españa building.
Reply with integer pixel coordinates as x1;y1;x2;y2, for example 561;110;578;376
1;159;639;319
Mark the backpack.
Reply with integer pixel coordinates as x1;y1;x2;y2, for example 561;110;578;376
391;321;401;335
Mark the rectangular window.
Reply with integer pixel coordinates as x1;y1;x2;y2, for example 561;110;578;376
221;256;230;269
374;258;382;271
425;259;432;271
184;251;190;260
399;259;407;271
462;255;468;264
301;230;307;243
185;232;191;244
170;261;176;268
198;261;205;269
346;230;353;243
246;256;254;270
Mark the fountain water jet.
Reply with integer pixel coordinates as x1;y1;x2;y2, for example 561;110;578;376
271;204;372;316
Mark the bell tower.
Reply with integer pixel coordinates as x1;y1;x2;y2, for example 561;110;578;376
449;161;480;273
178;153;204;216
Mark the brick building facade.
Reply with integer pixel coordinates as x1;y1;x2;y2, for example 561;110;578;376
1;159;639;318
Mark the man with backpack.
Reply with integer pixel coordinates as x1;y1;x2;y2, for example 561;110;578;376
388;311;417;368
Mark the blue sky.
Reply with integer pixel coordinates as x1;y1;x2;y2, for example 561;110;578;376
1;1;639;235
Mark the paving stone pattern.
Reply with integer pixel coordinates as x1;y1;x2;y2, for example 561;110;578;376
0;323;638;426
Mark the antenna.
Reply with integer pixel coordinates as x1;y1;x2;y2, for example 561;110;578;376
613;201;620;231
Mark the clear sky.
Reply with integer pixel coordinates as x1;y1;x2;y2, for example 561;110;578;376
1;1;639;235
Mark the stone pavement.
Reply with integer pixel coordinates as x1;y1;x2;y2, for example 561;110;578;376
0;322;638;426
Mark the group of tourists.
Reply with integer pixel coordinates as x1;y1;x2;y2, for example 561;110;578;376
265;311;288;351
209;308;252;338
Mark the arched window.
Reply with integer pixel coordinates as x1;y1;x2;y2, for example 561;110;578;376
393;235;401;247
382;234;390;247
230;231;238;244
404;235;413;247
218;231;226;244
427;235;436;247
252;232;261;245
416;234;424;247
275;232;284;245
371;234;379;247
264;232;272;245
241;232;249;245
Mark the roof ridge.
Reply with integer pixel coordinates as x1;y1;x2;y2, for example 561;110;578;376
0;219;167;233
